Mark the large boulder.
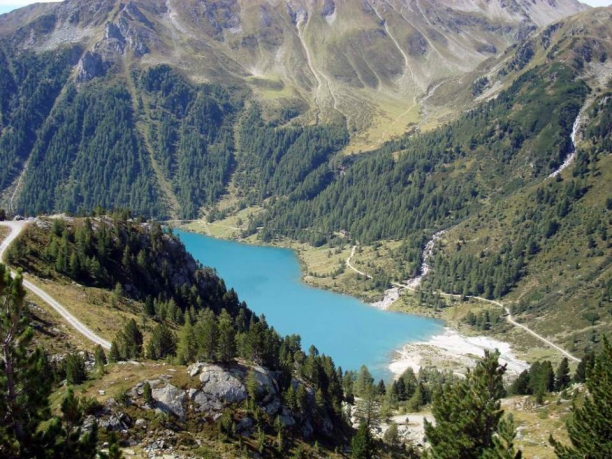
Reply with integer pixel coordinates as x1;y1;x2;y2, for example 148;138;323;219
152;384;187;418
198;364;247;404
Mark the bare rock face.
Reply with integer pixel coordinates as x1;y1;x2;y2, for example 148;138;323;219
250;365;279;404
75;50;107;82
198;364;247;404
152;384;187;418
104;22;126;53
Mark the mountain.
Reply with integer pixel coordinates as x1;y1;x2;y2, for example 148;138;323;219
1;0;611;353
0;0;588;219
246;6;612;354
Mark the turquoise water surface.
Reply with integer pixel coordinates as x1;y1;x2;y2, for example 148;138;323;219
176;230;443;379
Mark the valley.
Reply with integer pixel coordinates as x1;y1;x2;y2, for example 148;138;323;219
1;0;612;457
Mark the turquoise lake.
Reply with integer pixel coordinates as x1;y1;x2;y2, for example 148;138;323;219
176;230;443;379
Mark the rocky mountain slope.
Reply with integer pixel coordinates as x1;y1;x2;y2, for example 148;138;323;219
1;1;611;356
0;0;587;216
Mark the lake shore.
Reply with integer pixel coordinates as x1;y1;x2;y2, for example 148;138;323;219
177;223;529;377
389;327;530;378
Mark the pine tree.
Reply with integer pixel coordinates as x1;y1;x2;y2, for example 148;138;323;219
146;323;177;360
481;414;522;459
354;384;380;429
105;432;123;459
573;350;595;383
424;350;508;459
355;365;374;397
555;357;571;391
94;345;107;367
176;316;196;364
195;309;217;362
109;341;121;362
351;422;376;459
551;337;612;458
383;421;399;447
119;319;143;359
65;353;87;385
0;269;53;458
143;381;153;405
216;309;236;363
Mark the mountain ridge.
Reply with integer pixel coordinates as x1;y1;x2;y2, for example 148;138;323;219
0;0;588;149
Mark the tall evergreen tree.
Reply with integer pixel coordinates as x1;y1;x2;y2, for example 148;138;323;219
555;357;571;391
146;323;177;360
351;422;376;459
1;268;98;458
424;350;508;459
216;309;236;363
551;337;612;458
0;269;52;458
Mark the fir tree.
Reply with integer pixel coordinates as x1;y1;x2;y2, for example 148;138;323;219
94;345;107;367
354;384;381;429
195;309;217;362
424;350;508;459
354;365;374;397
109;341;121;362
65;353;87;385
481;414;522;459
176;316;196;364
555;357;571;391
116;319;143;359
146;323;177;360
216;309;236;363
574;350;595;383
551;337;612;458
383;421;399;447
351;422;376;459
143;381;153;405
0;269;52;457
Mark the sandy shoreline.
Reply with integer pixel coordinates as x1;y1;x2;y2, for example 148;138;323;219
370;286;401;310
389;328;529;378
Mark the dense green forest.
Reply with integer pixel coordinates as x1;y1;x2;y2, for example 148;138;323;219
251;63;586;244
3;55;242;219
17;83;165;217
423;89;612;349
137;65;240;218
0;45;80;192
235;105;349;204
6;216;246;319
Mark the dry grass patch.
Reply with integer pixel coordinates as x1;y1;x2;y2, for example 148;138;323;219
23;276;143;343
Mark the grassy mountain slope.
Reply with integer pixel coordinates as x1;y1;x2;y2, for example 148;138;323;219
0;0;585;183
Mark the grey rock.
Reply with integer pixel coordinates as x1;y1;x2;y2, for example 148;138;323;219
301;419;314;439
187;363;204;378
236;416;254;436
279;414;296;427
251;366;278;403
264;397;281;416
99;412;131;431
135;418;147;429
76;51;107;82
199;364;247;404
191;390;223;413
152;384;187;418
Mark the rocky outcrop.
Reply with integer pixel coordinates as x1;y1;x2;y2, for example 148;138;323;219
191;363;248;404
76;51;107;82
152;384;187;418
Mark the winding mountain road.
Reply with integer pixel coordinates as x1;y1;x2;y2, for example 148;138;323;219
346;243;579;362
0;220;111;349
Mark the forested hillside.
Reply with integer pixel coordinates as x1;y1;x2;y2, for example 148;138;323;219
243;61;587;279
0;45;80;193
427;88;612;351
0;0;611;358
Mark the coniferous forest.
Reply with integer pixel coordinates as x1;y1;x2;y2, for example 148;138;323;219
1;2;612;457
